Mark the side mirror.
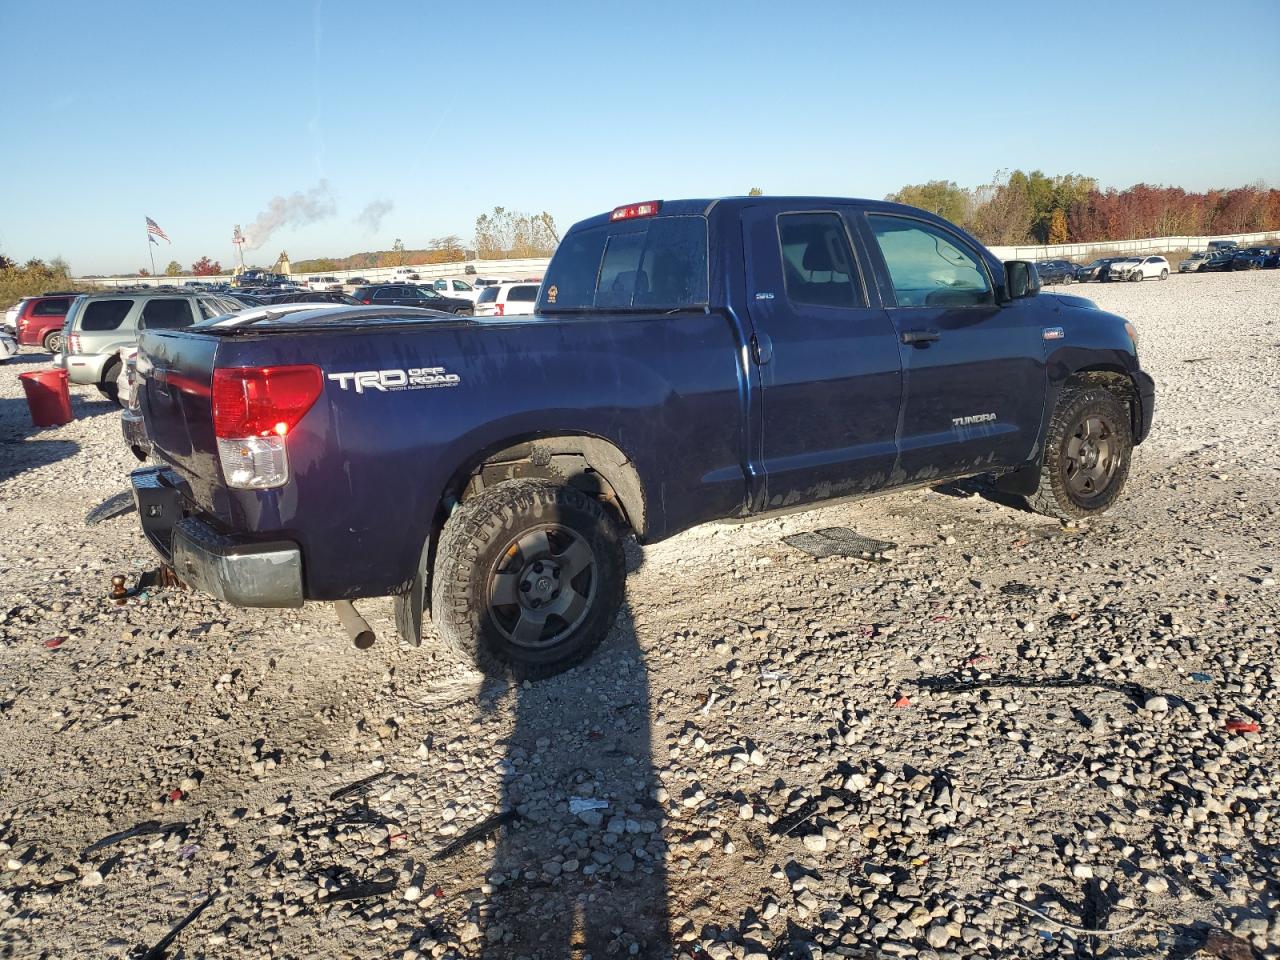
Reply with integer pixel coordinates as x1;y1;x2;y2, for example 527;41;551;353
1003;261;1041;301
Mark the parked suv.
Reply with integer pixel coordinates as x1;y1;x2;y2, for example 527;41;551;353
474;281;541;317
350;284;473;315
13;292;80;353
1125;256;1170;281
431;277;480;302
59;290;241;401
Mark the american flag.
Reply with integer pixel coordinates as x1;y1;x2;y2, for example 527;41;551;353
146;216;170;243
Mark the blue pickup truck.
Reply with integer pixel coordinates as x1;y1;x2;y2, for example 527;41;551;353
131;197;1154;678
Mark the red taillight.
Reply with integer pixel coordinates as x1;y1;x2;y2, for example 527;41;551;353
212;365;322;439
495;303;505;316
362;298;372;304
610;201;661;221
68;333;81;354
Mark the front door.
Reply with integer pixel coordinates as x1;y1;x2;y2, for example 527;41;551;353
857;212;1045;482
741;205;903;511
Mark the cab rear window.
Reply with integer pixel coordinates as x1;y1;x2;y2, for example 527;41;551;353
539;216;708;311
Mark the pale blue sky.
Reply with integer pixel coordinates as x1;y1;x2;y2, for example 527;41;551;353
3;0;1278;274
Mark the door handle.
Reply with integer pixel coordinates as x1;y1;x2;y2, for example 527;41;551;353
901;329;940;345
751;332;773;365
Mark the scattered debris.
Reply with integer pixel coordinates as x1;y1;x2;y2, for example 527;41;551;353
328;770;395;802
84;490;136;526
136;893;215;960
917;672;1160;707
1200;928;1257;959
1000;582;1037;596
568;797;609;814
432;809;519;860
990;894;1145;936
323;869;397;902
1190;672;1213;683
782;527;895;562
1225;719;1260;734
892;696;911;708
82;820;185;858
43;636;66;649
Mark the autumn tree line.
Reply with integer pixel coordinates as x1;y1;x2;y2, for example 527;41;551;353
888;171;1280;246
292;207;560;274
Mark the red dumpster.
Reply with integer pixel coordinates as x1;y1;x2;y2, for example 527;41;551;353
18;369;74;428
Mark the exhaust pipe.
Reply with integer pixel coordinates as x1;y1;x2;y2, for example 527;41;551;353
334;600;376;649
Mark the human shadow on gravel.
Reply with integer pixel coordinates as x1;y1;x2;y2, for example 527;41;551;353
476;541;670;958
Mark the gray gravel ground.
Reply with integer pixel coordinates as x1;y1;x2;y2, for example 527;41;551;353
1;272;1277;959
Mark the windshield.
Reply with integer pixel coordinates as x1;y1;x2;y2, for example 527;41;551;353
538;215;709;312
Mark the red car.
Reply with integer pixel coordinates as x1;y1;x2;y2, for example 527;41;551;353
15;292;78;353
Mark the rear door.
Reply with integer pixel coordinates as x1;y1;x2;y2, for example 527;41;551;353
741;205;903;509
857;212;1044;480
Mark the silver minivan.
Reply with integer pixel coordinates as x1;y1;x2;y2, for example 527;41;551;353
59;289;240;401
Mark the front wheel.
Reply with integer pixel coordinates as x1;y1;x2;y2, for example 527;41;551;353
1129;270;1142;282
430;479;626;680
1160;268;1169;280
1024;387;1133;521
1063;273;1074;285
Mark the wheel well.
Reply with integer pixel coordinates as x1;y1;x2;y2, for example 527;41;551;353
1062;367;1138;433
445;435;645;538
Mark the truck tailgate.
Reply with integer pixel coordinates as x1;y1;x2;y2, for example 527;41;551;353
137;329;222;506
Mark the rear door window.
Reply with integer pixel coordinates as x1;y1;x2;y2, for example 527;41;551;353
777;212;863;309
80;299;135;331
140;298;197;329
477;287;499;304
506;285;538;302
32;298;71;317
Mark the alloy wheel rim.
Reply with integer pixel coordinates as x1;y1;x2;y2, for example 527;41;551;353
1064;414;1118;501
487;524;597;649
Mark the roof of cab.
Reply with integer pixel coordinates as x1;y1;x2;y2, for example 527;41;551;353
568;196;951;232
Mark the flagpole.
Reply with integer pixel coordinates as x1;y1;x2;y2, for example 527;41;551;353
147;221;157;281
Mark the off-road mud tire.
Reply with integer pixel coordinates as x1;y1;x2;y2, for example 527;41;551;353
430;479;625;680
1025;387;1133;521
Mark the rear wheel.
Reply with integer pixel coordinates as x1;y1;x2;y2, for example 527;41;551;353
1025;387;1133;521
430;479;626;680
42;330;64;354
98;359;121;405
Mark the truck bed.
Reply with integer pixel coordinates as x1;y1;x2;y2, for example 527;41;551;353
137;306;754;600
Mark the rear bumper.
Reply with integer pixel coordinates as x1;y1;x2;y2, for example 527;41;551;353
1134;369;1155;444
121;408;151;460
130;466;304;608
64;352;111;385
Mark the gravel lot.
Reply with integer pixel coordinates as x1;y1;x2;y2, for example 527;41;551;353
1;273;1278;960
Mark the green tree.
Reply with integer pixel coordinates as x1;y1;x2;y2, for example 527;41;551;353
888;180;971;226
164;260;182;276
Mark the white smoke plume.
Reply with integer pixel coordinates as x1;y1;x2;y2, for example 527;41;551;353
243;181;336;249
355;199;394;234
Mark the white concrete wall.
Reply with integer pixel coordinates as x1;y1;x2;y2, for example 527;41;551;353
77;258;553;289
988;230;1280;262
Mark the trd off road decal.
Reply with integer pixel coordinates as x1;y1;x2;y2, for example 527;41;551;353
327;367;461;394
